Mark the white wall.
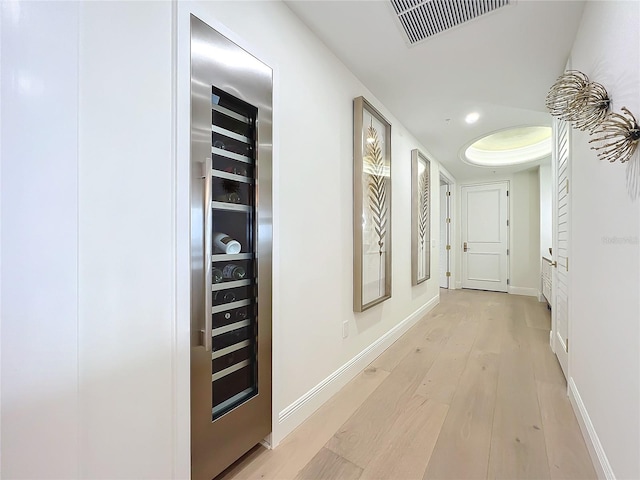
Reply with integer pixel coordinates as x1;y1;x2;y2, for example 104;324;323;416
567;2;640;478
510;169;540;294
455;169;540;296
2;1;454;478
1;3;80;477
539;163;552;259
77;3;176;478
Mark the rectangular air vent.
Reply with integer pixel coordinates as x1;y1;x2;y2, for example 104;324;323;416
391;0;511;45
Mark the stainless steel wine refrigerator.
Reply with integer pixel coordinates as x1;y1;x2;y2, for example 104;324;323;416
190;15;272;480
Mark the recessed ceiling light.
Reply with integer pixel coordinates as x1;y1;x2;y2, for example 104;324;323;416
465;112;480;124
461;126;552;167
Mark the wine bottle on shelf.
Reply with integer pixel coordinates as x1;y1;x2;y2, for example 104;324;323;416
223;264;246;280
215;192;241;204
212;268;223;284
235;307;248;320
213;232;241;254
213;291;236;304
224;166;248;177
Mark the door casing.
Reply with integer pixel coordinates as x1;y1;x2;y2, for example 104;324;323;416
551;117;570;379
461;181;509;292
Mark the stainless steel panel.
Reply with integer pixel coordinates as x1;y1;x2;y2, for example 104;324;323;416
190;14;272;480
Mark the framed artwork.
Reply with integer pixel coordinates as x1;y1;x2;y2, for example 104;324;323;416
353;96;392;312
411;149;430;285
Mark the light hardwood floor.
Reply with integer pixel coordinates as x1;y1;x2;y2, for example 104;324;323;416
218;289;596;480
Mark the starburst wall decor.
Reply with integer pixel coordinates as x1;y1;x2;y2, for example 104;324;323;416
546;70;640;199
546;70;610;132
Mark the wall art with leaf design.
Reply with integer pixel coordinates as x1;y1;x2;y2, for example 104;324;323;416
411;149;430;285
353;96;392;312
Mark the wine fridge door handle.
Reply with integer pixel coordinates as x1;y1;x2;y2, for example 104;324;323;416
202;157;213;352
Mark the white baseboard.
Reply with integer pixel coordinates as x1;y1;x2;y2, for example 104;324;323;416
568;377;615;480
260;434;272;450
455;281;462;289
507;286;539;297
275;295;440;445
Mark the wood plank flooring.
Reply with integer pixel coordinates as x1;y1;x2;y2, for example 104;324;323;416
217;289;596;480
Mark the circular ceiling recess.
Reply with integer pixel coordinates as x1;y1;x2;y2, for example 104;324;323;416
461;126;552;167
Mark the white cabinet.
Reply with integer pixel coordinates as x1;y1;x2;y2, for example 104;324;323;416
542;257;553;305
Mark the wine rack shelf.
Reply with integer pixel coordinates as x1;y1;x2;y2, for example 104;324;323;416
212;146;252;164
212;319;251;336
211;125;251;144
211;201;252;213
211;339;252;360
211;253;253;262
212;103;249;124
211;279;252;291
211;298;251;315
212;169;253;184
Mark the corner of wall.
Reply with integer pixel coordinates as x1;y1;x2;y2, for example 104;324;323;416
568;378;615;480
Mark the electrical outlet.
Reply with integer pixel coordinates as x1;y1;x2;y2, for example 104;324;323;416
342;322;349;338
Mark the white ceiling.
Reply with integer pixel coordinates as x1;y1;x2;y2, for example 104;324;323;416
284;0;586;180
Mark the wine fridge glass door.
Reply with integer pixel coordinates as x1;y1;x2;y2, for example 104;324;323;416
190;14;272;480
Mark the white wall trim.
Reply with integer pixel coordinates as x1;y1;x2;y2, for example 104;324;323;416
508;286;539;297
568;377;615;480
275;295;440;444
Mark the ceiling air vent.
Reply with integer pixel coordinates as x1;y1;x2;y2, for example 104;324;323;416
390;0;511;45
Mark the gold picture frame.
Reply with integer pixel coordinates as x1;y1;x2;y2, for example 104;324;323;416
411;149;431;285
353;96;392;312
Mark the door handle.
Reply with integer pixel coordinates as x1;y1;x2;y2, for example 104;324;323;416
202;157;213;352
550;261;557;267
463;242;468;252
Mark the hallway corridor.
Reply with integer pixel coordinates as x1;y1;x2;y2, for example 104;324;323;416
220;290;595;480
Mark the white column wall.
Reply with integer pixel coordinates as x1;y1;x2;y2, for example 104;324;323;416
567;2;640;478
1;3;80;478
77;3;176;478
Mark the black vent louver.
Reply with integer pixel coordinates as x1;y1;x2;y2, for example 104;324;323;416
390;0;511;45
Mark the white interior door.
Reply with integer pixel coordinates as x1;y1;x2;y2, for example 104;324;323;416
461;182;509;292
440;182;449;288
552;118;570;378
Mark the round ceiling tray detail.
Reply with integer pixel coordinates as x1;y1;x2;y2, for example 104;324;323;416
461;126;552;167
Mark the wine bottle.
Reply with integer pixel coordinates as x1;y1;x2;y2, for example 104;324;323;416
212;268;223;284
215;192;241;203
213;291;236;303
213;232;241;254
235;308;248;320
223;264;246;280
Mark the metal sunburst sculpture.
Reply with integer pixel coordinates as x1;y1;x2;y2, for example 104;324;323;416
546;70;610;131
571;81;611;131
545;70;590;121
589;107;640;164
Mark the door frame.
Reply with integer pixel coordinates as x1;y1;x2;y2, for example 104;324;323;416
550;117;571;380
439;168;457;289
439;175;452;288
460;180;510;292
